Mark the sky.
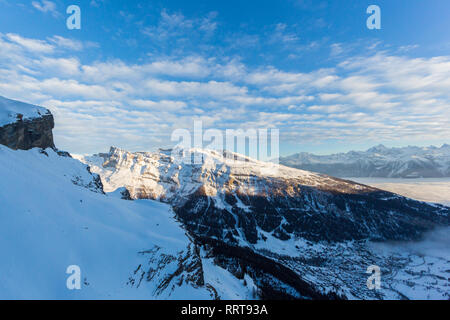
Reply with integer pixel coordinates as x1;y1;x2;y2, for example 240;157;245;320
0;0;449;155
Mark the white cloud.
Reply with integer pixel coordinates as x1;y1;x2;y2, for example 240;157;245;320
90;0;104;7
35;57;81;76
330;43;344;57
0;32;448;153
5;33;54;53
141;9;218;42
142;79;247;98
269;23;299;44
198;12;218;34
48;36;84;51
31;0;59;18
131;99;187;111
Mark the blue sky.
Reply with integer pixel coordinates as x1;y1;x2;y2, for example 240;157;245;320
0;0;449;155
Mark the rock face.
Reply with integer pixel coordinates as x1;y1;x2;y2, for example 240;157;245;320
0;96;55;150
0;114;55;150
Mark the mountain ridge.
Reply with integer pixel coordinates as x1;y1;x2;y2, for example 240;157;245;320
279;144;450;178
76;146;449;243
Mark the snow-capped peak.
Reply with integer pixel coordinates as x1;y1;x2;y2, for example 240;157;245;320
367;144;388;153
0;95;50;126
280;144;450;178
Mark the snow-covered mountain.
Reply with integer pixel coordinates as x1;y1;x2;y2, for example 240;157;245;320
77;147;450;299
0;97;259;300
279;144;450;178
0;145;267;299
1;95;449;300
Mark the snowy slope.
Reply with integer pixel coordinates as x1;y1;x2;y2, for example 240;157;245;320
77;146;450;300
0;96;50;126
0;145;251;299
280;144;450;178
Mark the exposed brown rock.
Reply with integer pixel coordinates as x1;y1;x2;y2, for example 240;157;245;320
0;113;55;150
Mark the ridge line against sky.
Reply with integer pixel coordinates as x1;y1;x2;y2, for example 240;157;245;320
0;0;449;155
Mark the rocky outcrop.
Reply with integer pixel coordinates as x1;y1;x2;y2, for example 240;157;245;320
0;113;55;150
0;96;55;150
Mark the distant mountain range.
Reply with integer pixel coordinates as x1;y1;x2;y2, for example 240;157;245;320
279;144;450;178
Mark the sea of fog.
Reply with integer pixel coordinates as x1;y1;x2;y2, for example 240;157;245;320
347;177;450;206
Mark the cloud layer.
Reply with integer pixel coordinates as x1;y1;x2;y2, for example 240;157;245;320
0;27;448;154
